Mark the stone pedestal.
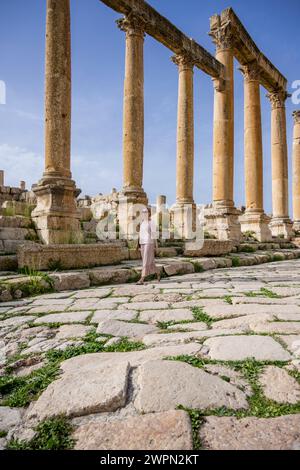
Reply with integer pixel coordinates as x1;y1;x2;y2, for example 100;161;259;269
239;211;272;242
240;62;272;242
269;217;294;239
205;204;241;243
32;178;82;245
267;90;293;239
292;111;300;232
32;0;82;244
118;14;148;208
171;203;197;240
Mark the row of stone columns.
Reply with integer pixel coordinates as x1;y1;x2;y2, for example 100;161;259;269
32;0;299;244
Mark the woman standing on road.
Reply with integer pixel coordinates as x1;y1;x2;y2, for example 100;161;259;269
137;207;161;285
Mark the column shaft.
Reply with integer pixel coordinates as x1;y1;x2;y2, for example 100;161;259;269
173;55;194;204
118;15;146;201
212;47;234;206
44;0;71;179
243;65;263;212
293;111;300;227
268;91;289;218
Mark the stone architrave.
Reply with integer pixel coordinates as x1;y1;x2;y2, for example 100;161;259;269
239;62;272;242
31;0;82;244
267;90;293;239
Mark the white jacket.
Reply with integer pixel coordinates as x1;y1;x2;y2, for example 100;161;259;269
139;220;156;245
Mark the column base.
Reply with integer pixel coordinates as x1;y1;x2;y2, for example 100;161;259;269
31;177;83;245
269;217;294;240
240;211;272;242
170;202;197;240
293;221;300;234
119;187;148;206
204;203;242;243
117;187;148;241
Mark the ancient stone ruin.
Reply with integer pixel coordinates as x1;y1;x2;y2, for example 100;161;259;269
1;0;300;273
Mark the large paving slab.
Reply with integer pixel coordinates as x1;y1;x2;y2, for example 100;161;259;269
142;329;246;347
33;311;91;325
27;361;130;421
60;344;204;373
251;322;300;335
92;310;137;323
258;366;300;404
135;360;248;413
96;320;158;340
203;335;291;361
202;303;300;319
199;415;300;450
73;410;193;450
139;309;195;324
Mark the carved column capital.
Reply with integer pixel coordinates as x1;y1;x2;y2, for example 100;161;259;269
171;53;195;72
293;110;300;124
267;90;289;110
209;24;235;52
240;61;261;82
117;13;146;38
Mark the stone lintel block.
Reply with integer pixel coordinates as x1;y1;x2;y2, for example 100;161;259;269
184;239;233;257
17;243;129;271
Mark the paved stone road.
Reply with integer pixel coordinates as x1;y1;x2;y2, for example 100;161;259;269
1;259;300;450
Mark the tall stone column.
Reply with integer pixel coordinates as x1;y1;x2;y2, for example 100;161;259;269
267;90;293;239
32;0;82;244
207;22;241;242
292;110;300;232
117;14;147;207
171;54;195;238
239;62;272;242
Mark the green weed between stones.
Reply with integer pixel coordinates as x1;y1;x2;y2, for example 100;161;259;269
7;416;74;450
245;287;281;299
223;295;233;305
231;257;241;267
0;430;7;438
0;330;145;408
192;307;215;328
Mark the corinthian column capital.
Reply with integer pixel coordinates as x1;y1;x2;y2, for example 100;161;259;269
117;13;146;38
209;24;235;52
171;53;195;72
240;61;261;82
293;110;300;124
267;90;290;110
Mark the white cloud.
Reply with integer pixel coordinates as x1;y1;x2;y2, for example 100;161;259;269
0;143;43;188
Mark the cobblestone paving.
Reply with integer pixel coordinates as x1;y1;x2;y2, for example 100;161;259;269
1;259;300;450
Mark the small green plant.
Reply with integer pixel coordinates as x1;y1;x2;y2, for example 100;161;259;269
192;307;214;328
47;259;64;271
239;244;256;253
231;256;241;267
7;416;74;450
0;430;7;438
192;262;204;273
223;295;233;305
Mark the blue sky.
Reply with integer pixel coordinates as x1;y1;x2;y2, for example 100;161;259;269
0;0;299;215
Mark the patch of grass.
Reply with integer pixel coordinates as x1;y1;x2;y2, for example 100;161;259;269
0;362;60;407
0;430;7;438
7;416;74;450
239;245;256;253
245;287;281;299
191;262;204;273
272;254;285;262
192;307;214;328
231;256;241;267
